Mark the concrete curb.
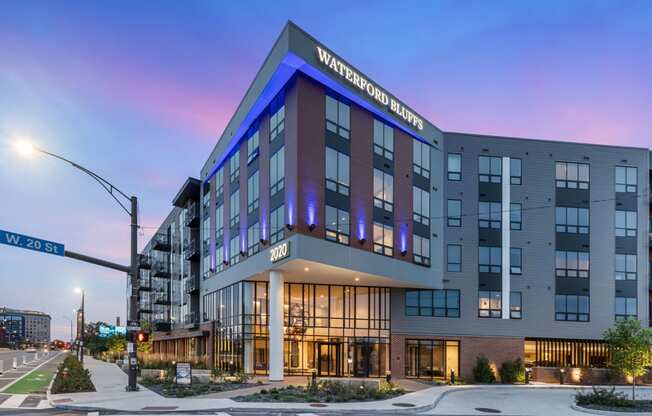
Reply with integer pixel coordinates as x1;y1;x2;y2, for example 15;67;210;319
570;403;652;415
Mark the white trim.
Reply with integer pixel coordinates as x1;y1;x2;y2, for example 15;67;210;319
268;270;284;381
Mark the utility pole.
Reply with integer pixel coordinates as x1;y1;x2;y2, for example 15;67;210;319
126;196;139;391
80;291;85;364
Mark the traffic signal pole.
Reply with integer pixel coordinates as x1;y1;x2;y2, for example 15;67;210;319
127;196;139;392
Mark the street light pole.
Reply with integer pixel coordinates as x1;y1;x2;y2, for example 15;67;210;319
127;196;139;391
80;290;85;364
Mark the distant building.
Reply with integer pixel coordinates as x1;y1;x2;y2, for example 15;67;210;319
0;307;51;344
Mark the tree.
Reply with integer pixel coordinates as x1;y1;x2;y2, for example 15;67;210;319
106;334;126;355
603;319;652;400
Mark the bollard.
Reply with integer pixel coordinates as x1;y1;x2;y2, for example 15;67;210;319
13;357;17;369
22;356;27;365
525;368;531;384
35;353;38;360
559;368;565;385
450;369;456;384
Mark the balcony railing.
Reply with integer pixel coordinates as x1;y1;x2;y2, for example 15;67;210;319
139;254;152;269
184;238;200;261
183;312;199;326
185;274;200;294
152;234;170;251
152;261;170;278
185;202;200;227
153;292;169;305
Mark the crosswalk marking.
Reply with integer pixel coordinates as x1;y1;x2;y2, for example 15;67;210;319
0;394;27;408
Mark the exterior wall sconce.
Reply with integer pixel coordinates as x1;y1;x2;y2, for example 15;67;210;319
308;223;316;232
286;223;294;231
400;250;407;256
259;238;267;245
222;260;229;266
358;238;366;245
239;250;246;257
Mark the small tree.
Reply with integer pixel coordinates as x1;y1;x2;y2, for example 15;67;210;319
106;334;126;356
473;354;496;383
603;319;652;400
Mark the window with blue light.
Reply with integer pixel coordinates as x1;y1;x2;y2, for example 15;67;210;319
229;234;240;265
373;119;394;160
247;130;259;164
229;189;240;227
325;95;350;139
247;222;260;256
247;171;259;214
215;167;224;199
229;149;240;183
270;204;285;245
270;147;285;197
373;169;393;213
373;222;393;257
270;105;285;142
325;147;350;196
215;204;224;242
325;205;349;245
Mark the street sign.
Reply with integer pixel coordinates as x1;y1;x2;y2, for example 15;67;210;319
0;229;64;256
126;320;140;331
176;362;192;385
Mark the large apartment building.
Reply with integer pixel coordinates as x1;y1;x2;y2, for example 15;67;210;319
137;22;651;381
0;307;51;344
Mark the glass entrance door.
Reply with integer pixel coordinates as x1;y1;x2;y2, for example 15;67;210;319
317;342;342;376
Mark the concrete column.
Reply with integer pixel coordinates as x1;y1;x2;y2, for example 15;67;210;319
268;270;284;381
501;156;511;320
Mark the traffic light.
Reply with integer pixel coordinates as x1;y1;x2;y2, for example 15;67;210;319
135;330;148;343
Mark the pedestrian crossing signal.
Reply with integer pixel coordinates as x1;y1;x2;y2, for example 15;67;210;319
136;331;149;343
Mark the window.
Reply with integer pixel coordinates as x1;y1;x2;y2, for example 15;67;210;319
413;186;430;226
229;234;240;265
247;171;259;214
373;169;394;212
615;254;637;280
405;289;460;318
447;153;461;181
202;188;210;211
325;95;350;139
555;295;589;321
447;199;461;227
479;246;501;273
215;167;224;199
615;166;637;193
510;158;522;185
270;147;285;196
373;120;394;160
555;251;590;278
447;244;461;272
373;222;393;257
229;189;240;227
247;130;259;164
510;292;522;319
270;204;284;244
556;162;589;189
510;248;522;275
615;211;637;237
510;203;522;230
478;201;501;228
556;207;589;234
270;105;285;142
413;235;430;266
479;291;501;318
325;205;349;245
615;297;637;320
479;156;502;183
202;217;210;252
247;222;260;256
414;140;430;178
229;150;240;183
215;204;224;241
325;147;350;196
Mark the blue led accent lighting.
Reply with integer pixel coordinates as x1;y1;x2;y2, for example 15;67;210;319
205;52;429;183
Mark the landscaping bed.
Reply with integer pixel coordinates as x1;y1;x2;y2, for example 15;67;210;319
140;376;257;398
233;380;404;403
50;355;95;394
575;387;652;413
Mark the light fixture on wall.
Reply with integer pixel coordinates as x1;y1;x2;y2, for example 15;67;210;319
400;250;407;256
259;238;268;245
358;238;366;245
308;223;316;232
286;223;294;231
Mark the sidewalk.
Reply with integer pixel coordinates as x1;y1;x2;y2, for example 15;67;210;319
49;356;452;413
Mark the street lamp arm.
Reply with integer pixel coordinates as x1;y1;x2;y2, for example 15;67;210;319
38;148;132;216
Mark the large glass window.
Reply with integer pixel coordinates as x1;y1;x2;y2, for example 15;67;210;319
510;292;522;319
447;153;461;181
405;339;459;379
510;158;522;185
447;244;461;272
405;289;460;318
229;189;240;227
373;222;393;257
229;149;240;183
556;162;589;189
325;95;350;139
413;186;430;226
555;251;590;278
325;205;349;245
615;211;637;237
615;297;637;320
478;201;501;229
270;105;285;142
247;130;259;164
247;222;260;256
373;169;393;212
247;171;259;214
510;203;522;230
556;207;589;234
414;140;430;178
229;234;240;265
325;147;350;196
447;199;461;227
270;204;284;244
373;120;394;160
215;204;224;241
479;291;501;318
413;235;430;266
479;156;502;183
270;147;285;196
615;254;637;281
615;166;637;193
479;246;501;273
214;243;224;273
215;167;224;199
510;248;522;275
555;295;589;321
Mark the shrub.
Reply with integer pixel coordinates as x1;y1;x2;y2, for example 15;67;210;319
473;355;496;383
575;387;633;408
499;358;525;383
51;355;95;394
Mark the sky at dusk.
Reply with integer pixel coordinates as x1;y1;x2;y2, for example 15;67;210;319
1;1;650;341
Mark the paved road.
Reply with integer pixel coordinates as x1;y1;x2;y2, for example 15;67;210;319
0;351;40;372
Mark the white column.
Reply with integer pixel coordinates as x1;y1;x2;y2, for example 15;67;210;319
268;270;284;381
501;157;511;320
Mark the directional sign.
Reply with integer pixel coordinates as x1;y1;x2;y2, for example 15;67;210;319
0;229;64;256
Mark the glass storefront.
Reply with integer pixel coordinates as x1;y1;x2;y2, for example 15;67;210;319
405;339;459;379
524;338;609;368
205;281;391;377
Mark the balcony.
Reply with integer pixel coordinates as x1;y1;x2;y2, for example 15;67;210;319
184;238;200;261
138;279;151;291
153;292;169;305
152;261;171;278
185;202;200;227
185;274;200;294
183;312;199;328
152;234;171;251
153;321;171;332
139;254;152;269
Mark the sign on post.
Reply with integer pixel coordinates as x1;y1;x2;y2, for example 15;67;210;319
176;362;192;385
0;229;64;256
